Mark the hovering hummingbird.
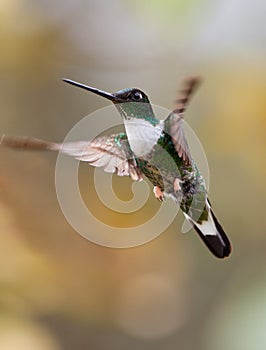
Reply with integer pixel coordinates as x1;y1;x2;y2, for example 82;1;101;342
1;77;231;258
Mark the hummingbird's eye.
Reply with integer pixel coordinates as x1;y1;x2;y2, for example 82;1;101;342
132;91;142;101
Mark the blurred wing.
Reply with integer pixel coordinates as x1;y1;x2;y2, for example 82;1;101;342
165;113;192;166
1;133;143;181
164;76;201;166
173;76;201;116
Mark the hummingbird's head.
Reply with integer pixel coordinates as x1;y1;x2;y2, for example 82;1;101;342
112;87;149;104
62;79;159;125
112;87;156;122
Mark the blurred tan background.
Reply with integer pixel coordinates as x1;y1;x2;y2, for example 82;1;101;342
1;0;266;349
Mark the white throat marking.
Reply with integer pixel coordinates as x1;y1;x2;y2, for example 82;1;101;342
124;118;163;157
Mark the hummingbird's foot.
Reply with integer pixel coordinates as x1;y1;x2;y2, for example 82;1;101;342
153;186;164;201
173;178;183;193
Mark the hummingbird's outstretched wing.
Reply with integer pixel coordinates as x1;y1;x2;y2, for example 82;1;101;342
164;76;201;166
173;76;201;116
1;134;143;181
165;113;192;166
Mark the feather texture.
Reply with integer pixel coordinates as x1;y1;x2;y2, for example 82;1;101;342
1;134;143;181
184;200;231;258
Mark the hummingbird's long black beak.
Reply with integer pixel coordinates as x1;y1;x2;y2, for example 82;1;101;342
62;78;116;101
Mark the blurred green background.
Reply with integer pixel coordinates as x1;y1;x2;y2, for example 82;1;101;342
1;0;266;349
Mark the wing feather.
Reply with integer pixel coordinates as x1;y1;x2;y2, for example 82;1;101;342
164;76;201;166
1;134;143;181
164;113;192;165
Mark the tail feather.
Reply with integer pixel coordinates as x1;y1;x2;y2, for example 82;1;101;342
191;215;231;258
185;202;232;259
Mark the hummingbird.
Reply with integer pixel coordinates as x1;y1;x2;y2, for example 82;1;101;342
1;77;231;258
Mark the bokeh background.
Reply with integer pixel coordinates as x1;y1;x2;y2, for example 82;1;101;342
1;0;266;349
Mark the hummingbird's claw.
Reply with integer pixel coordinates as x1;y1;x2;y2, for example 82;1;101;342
174;178;183;193
153;186;164;202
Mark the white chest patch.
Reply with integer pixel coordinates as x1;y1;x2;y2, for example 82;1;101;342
124;118;163;157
